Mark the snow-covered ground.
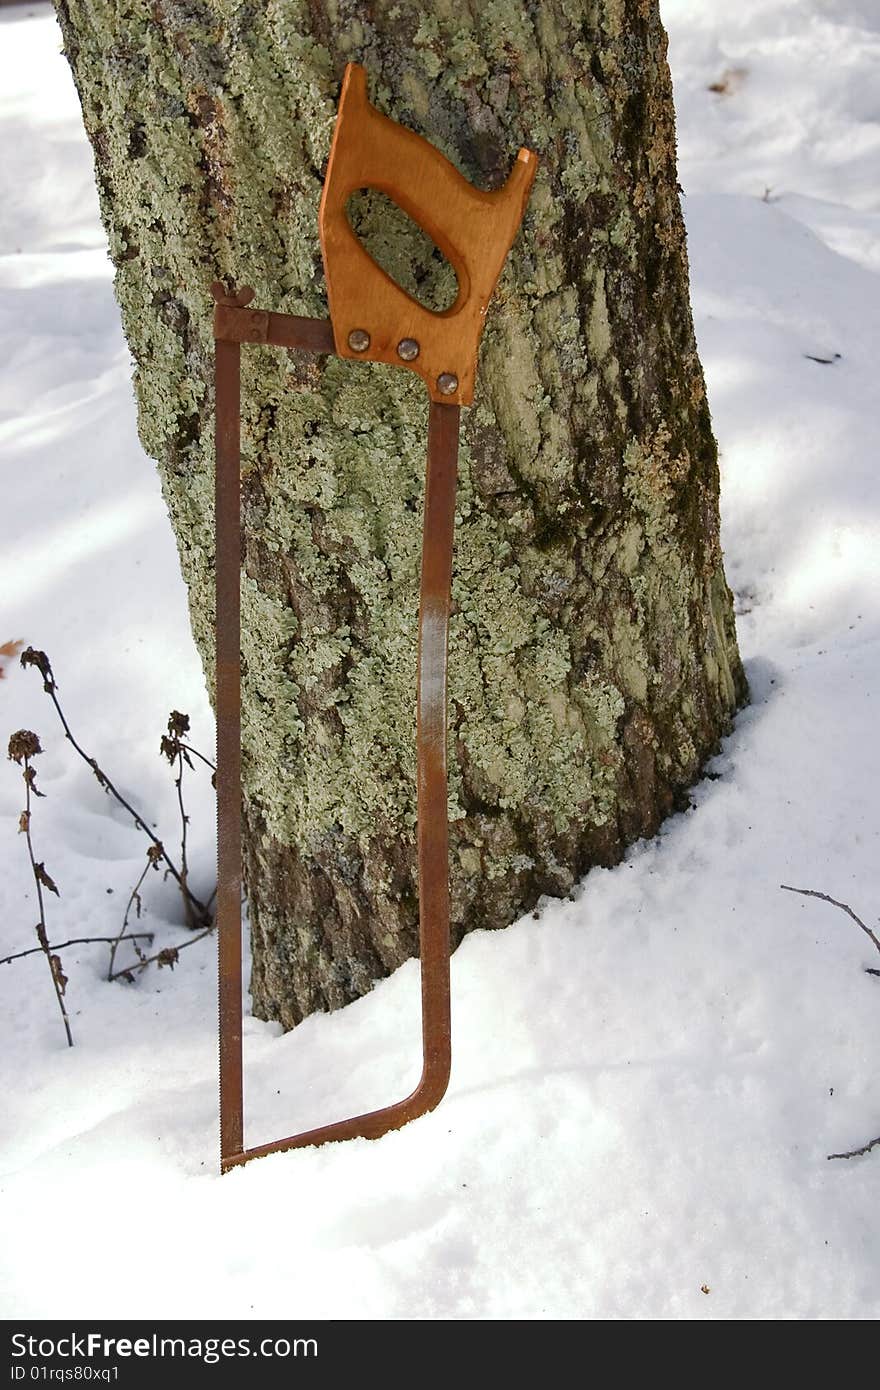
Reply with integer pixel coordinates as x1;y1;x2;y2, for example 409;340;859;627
1;0;879;1320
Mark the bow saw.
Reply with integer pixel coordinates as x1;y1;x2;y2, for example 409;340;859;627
214;63;537;1172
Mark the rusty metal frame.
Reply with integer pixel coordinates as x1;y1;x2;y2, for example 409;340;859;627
214;62;535;1172
214;287;457;1172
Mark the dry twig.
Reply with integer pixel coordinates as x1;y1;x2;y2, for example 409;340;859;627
782;884;880;1161
1;933;153;967
107;845;162;979
781;885;880;966
160;711;196;929
8;730;73;1046
827;1135;880;1162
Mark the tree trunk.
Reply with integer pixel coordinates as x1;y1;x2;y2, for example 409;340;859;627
55;0;746;1027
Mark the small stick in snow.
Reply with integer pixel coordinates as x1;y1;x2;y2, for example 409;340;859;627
7;730;73;1046
1;933;153;967
106;845;162;979
160;711;197;930
827;1135;880;1162
780;885;880;965
782;884;880;1162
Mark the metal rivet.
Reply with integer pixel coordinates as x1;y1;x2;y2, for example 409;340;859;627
347;328;370;352
397;338;420;362
437;372;459;396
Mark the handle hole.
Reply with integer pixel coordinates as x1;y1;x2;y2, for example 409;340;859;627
346;188;459;313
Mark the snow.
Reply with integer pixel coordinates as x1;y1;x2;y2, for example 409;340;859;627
2;0;879;1320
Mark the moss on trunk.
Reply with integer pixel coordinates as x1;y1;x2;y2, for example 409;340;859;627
55;0;746;1026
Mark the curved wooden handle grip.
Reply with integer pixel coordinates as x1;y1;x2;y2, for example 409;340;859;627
319;64;537;405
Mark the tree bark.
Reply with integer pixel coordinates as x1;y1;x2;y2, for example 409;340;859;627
55;0;746;1027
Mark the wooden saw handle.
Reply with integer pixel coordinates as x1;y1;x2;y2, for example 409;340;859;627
319;63;537;405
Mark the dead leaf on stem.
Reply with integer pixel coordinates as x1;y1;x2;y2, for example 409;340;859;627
34;862;60;897
50;954;68;996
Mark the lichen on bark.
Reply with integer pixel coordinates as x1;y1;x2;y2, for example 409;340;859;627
55;0;746;1027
